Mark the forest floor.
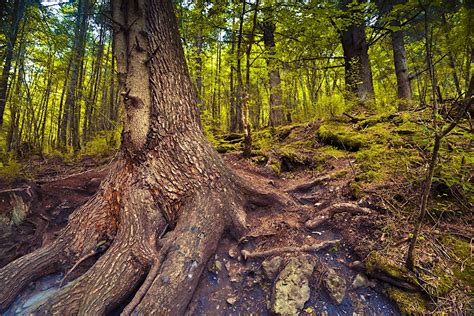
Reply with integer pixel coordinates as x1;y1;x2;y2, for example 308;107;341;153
0;112;472;314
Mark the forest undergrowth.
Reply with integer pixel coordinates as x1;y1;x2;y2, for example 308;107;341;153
0;108;472;314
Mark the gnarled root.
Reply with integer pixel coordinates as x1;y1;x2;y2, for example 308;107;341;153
241;239;341;260
305;202;372;229
129;191;227;315
0;157;249;315
0;242;65;310
0;182;118;312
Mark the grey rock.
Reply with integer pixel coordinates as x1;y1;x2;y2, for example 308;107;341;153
352;273;369;289
262;256;282;280
324;268;346;305
270;256;316;315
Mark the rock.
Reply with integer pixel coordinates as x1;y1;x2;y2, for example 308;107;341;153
228;246;239;259
352;273;369;289
227;263;242;283
323;268;346;305
270;256;315;315
208;260;222;274
262;256;282;280
226;296;237;305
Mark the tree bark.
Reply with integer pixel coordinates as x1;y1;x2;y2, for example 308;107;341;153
262;2;285;126
391;23;412;110
340;0;375;104
60;0;90;152
0;0;262;314
0;0;26;129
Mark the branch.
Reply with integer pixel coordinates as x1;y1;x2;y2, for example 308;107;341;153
408;53;448;80
439;75;474;138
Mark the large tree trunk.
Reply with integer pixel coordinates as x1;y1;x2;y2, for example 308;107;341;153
340;0;374;104
0;0;266;314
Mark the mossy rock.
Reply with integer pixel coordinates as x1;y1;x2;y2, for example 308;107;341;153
394;122;420;135
358;113;400;129
365;251;418;285
385;287;429;314
441;236;474;288
215;142;240;153
317;122;364;152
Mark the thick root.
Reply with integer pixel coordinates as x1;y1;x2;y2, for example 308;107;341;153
0;242;65;311
129;191;227;315
33;247;147;315
29;185;166;315
241;239;341;259
305;202;372;229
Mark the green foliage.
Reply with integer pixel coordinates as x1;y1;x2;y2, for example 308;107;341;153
0;157;23;180
385;287;429;314
441;236;474;288
80;131;119;159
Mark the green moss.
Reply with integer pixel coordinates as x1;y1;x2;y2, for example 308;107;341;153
395;121;420;135
366;252;406;279
0;158;23;180
432;268;455;297
319;146;348;159
271;162;281;175
317;122;364;151
358;113;400;128
350;181;364;199
385;287;429;314
365;251;418;285
442;236;474;288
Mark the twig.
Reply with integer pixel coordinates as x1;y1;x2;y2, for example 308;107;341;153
60;250;96;287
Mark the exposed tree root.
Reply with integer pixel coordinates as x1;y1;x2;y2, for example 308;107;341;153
305;203;372;229
286;174;333;193
59;249;96;287
347;260;420;291
0;242;65;310
241;240;340;259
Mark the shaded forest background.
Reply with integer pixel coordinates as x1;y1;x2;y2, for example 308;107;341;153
0;0;471;159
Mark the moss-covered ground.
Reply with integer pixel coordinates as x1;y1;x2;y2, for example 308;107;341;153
212;110;472;313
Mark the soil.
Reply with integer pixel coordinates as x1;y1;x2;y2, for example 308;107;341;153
1;153;401;314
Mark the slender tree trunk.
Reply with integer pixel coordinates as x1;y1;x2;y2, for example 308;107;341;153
0;0;26;129
242;0;259;157
262;2;284;126
229;16;237;132
61;0;90;152
391;23;412;110
340;0;374;104
0;1;266;314
234;1;246;133
441;13;462;98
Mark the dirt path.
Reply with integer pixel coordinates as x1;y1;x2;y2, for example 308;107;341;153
2;154;400;315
